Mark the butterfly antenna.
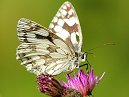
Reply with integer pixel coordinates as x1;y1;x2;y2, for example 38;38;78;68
87;42;116;52
80;43;115;71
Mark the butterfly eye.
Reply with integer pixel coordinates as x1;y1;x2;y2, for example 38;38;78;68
81;53;86;62
81;54;84;59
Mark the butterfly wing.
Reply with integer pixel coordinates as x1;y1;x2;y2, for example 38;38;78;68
16;18;75;75
49;1;82;53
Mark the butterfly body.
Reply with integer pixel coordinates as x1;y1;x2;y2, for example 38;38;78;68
16;1;86;75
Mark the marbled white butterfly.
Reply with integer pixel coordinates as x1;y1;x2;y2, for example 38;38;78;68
16;1;86;75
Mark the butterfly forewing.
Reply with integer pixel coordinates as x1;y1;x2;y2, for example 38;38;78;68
17;18;75;75
49;1;82;53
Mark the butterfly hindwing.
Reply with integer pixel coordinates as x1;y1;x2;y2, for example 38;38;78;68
17;18;74;75
49;1;82;52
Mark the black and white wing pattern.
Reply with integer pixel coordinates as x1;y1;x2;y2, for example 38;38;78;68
16;18;76;75
49;1;82;53
16;2;85;76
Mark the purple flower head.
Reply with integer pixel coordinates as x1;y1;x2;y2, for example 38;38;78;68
36;74;82;97
36;74;64;97
63;67;105;97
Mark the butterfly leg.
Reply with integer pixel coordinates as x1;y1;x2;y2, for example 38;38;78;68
79;60;91;72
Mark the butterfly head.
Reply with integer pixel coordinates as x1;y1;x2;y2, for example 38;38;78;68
80;52;87;62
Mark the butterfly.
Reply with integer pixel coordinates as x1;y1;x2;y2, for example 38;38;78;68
16;1;87;75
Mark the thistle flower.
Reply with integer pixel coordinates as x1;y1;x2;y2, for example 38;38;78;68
36;74;64;97
36;67;105;97
63;68;105;97
36;74;82;97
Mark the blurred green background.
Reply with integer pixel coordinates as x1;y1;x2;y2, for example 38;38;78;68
0;0;129;97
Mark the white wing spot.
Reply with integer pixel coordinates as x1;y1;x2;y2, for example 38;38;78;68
60;9;67;16
53;17;58;23
71;32;78;45
54;25;62;33
63;5;67;10
56;29;70;40
70;17;76;25
61;29;70;39
49;23;54;28
66;3;70;7
64;17;76;26
57;19;64;27
68;9;73;15
57;12;61;17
